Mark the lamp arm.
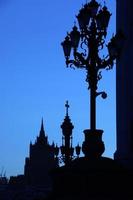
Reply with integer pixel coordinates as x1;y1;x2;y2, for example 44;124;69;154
66;59;86;69
74;51;87;65
97;57;115;71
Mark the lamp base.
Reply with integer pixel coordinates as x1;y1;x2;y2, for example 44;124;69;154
82;129;105;158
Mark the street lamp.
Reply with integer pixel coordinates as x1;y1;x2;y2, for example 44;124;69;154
61;0;124;158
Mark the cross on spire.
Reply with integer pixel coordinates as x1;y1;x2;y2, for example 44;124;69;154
65;100;70;116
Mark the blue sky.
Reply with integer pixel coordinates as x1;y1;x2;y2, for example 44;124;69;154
0;0;116;177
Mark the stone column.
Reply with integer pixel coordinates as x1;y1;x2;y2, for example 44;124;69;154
114;0;133;168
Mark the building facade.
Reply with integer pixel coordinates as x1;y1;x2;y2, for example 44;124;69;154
24;119;58;187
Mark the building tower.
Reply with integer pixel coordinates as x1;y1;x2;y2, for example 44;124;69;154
24;119;58;187
60;101;74;165
114;0;133;168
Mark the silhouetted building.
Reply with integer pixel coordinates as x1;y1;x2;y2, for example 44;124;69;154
24;119;58;187
115;0;133;168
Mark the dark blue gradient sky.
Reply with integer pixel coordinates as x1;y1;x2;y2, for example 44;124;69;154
0;0;116;177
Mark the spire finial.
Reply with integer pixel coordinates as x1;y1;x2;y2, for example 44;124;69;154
41;117;44;131
65;100;70;116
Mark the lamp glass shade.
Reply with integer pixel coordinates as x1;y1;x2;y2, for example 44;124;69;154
108;32;125;58
88;0;99;17
77;6;91;30
96;6;111;30
61;36;72;58
70;26;80;48
115;30;125;50
108;39;118;58
96;10;103;30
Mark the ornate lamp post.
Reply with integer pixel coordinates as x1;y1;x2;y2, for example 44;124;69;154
61;0;124;158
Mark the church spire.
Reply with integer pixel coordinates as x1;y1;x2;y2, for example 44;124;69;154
40;118;45;134
37;118;48;144
39;118;45;137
